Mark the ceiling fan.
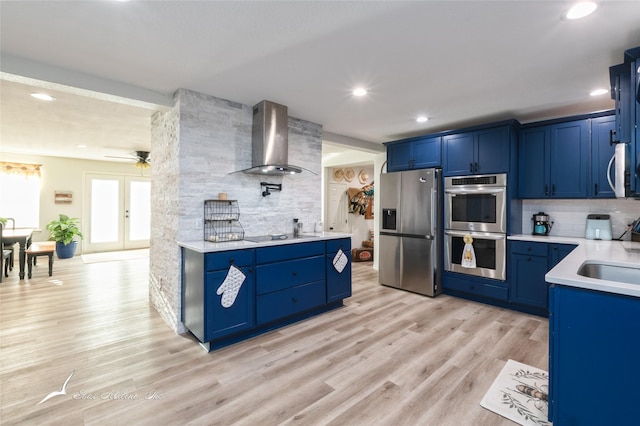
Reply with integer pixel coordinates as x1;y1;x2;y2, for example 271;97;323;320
106;151;151;168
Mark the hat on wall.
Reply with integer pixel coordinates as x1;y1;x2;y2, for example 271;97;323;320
333;168;344;181
344;168;355;182
358;170;369;184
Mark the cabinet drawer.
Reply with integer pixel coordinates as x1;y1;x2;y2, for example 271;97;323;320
443;274;509;301
256;281;326;325
326;238;351;254
205;249;254;271
256;241;325;264
510;240;548;257
256;256;325;295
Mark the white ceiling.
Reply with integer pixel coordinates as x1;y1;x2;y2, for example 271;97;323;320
1;1;640;162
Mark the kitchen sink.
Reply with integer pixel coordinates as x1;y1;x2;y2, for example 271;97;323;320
577;261;640;285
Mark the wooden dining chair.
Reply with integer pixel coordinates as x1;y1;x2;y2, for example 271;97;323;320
1;223;13;282
2;218;16;271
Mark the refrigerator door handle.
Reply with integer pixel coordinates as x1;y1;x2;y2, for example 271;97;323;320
444;230;506;240
430;187;436;237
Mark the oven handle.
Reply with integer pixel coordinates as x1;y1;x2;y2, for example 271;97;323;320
444;230;506;240
445;187;505;195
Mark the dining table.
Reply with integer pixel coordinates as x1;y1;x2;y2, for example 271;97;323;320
2;228;34;280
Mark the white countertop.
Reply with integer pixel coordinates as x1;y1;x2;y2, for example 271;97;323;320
509;234;640;298
178;232;352;253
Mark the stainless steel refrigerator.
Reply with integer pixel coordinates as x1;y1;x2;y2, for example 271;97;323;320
379;168;441;296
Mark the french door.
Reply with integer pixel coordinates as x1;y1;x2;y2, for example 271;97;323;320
84;173;150;253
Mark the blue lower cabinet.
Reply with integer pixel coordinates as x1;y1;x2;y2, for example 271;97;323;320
508;241;577;314
205;267;255;341
182;239;351;351
326;238;352;303
442;272;509;302
257;281;326;325
509;253;548;309
549;285;640;424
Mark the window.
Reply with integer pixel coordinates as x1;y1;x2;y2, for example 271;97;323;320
0;162;41;228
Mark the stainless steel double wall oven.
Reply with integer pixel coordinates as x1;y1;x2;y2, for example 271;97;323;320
444;173;507;281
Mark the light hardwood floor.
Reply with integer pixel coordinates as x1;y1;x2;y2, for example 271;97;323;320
0;255;548;425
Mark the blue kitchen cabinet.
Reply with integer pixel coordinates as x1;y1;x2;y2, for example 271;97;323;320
386;135;441;172
256;254;326;325
443;125;510;176
508;241;576;314
609;48;640;195
509;241;549;310
183;248;255;343
550;120;589;198
326;238;352;303
441;272;509;303
181;238;351;351
518;126;549;198
518;119;588;198
590;115;617;198
549;284;640;424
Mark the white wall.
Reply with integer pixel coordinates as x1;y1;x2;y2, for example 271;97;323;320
0;152;148;250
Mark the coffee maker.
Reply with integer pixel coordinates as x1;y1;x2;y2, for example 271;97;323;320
532;212;553;236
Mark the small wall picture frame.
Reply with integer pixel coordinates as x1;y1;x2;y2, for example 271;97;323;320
55;191;73;204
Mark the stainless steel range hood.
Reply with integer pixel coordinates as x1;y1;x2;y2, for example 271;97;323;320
239;100;313;175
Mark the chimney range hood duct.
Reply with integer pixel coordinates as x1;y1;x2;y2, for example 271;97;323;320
239;100;315;175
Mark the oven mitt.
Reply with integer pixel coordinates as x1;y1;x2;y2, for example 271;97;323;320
461;235;476;269
333;249;348;274
216;265;246;308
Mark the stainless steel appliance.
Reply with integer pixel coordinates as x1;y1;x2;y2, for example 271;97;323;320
444;173;507;281
379;168;441;296
444;174;507;233
532;211;553;236
585;214;613;240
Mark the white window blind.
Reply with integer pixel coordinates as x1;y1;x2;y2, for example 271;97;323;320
0;163;42;228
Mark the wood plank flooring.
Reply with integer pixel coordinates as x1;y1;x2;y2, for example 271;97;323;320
0;255;548;425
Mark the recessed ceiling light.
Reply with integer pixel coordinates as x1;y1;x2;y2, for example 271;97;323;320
352;88;367;97
77;145;87;148
30;92;55;101
416;116;429;123
590;88;608;96
565;2;597;20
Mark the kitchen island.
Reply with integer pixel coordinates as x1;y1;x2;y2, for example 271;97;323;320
179;232;352;351
537;237;640;425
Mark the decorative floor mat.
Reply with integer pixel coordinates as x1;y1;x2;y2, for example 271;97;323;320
480;359;551;426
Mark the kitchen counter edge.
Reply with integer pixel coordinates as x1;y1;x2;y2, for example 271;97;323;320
178;232;352;253
509;234;640;298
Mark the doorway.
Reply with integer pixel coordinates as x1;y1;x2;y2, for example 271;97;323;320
83;173;150;253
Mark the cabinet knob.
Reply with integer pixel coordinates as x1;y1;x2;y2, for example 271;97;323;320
544;185;549;196
469;163;474;173
551;184;556;196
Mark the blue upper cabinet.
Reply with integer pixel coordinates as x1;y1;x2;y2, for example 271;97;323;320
442;132;474;175
386;135;441;172
443;124;511;176
518;126;549;198
550;120;589;198
590;115;617;198
609;46;640;195
518;119;589;198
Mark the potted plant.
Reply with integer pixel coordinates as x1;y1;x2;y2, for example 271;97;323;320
46;214;84;259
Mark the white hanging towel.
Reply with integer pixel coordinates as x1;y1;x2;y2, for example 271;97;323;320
461;234;477;269
216;265;246;308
